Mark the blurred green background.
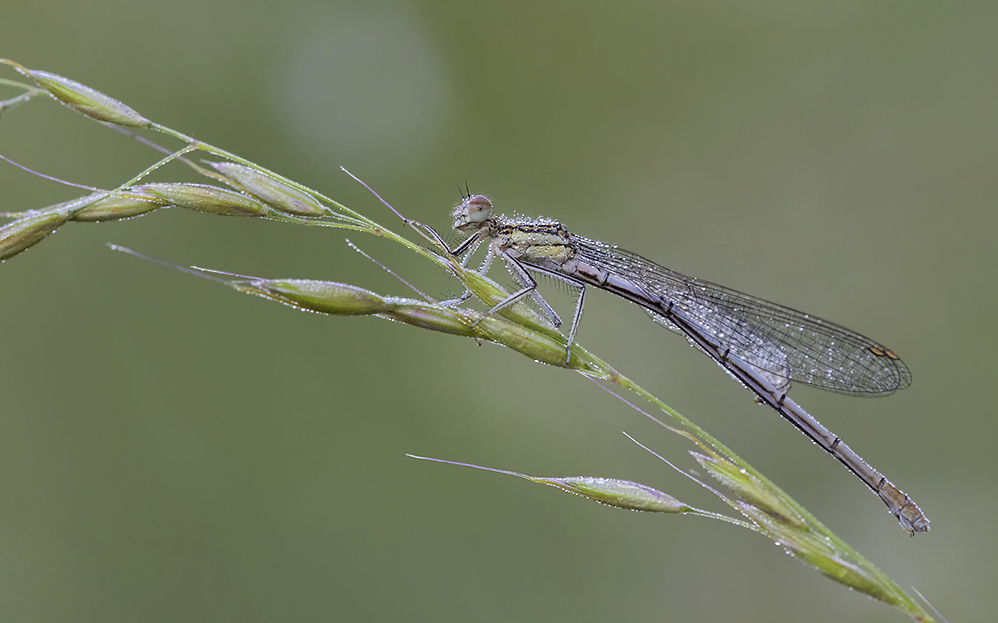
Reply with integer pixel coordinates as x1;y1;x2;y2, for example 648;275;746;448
2;1;995;621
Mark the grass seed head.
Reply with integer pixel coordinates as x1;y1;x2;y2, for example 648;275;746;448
0;208;73;260
242;279;390;315
209;162;328;217
382;302;478;337
139;183;270;217
692;452;805;529
71;190;168;222
3;61;149;127
531;476;691;513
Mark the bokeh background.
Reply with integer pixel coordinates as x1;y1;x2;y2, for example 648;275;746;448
2;2;995;621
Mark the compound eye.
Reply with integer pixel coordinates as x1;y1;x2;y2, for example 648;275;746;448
453;194;494;231
464;195;493;222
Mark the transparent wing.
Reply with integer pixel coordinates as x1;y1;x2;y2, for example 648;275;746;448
570;235;911;396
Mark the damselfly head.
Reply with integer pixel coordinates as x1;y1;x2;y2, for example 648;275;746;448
452;194;494;233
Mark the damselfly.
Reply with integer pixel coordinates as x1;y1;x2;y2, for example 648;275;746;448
427;193;927;534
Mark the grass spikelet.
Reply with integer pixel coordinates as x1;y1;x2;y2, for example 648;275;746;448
138;183;270;217
69;189;168;222
691;451;806;529
380;302;478;337
208;162;328;217
236;276;479;336
530;476;691;512
1;59;149;127
404;454;753;525
0;206;73;260
235;279;391;315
